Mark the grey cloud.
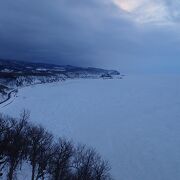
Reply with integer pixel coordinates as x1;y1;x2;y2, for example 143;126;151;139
0;0;180;73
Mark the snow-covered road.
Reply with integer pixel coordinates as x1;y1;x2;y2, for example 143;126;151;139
1;75;180;180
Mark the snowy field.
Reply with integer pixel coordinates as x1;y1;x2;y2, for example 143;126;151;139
1;75;180;180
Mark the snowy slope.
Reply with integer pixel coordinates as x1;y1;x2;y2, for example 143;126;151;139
1;75;180;180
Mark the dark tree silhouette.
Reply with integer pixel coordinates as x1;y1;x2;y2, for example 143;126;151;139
0;114;16;177
48;138;73;180
0;114;8;176
72;145;112;180
0;111;113;180
27;124;53;180
5;110;29;180
33;131;53;180
93;154;112;180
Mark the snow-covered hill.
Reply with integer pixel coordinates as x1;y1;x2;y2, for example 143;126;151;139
0;59;121;104
1;74;180;180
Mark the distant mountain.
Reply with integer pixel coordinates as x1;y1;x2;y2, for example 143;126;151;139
0;59;121;103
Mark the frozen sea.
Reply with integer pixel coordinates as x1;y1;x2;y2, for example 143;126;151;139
1;74;180;180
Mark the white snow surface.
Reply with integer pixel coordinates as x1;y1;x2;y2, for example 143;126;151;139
1;74;180;180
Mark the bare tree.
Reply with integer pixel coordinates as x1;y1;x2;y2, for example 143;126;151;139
93;154;112;180
0;114;16;177
0;113;7;177
33;131;53;180
72;145;112;180
5;110;29;180
72;145;96;180
27;124;53;180
48;138;73;180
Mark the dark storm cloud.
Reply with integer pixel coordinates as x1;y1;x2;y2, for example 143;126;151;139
0;0;180;73
0;0;107;64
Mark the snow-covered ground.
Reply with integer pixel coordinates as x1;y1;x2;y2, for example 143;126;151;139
1;74;180;180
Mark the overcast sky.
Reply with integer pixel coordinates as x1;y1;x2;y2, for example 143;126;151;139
0;0;180;73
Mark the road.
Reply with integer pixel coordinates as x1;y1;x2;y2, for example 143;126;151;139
0;89;17;105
